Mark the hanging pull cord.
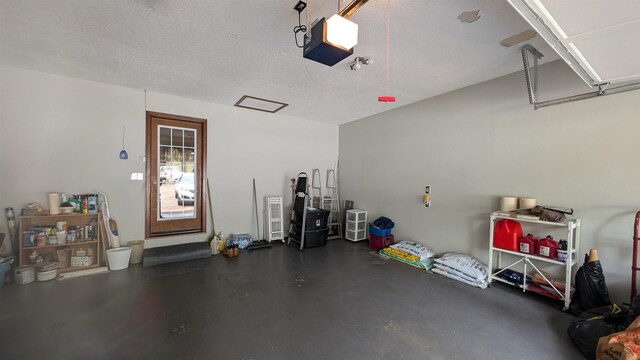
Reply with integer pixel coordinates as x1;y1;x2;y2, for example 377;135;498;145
293;10;307;48
385;0;390;95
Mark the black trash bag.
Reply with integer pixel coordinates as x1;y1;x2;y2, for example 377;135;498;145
568;254;612;316
567;304;636;360
372;217;395;229
632;295;640;315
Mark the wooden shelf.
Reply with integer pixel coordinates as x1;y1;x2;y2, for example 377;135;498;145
22;240;98;250
21;212;100;219
59;264;99;273
19;212;103;271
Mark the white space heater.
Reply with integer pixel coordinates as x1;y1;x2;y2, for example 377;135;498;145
264;196;284;242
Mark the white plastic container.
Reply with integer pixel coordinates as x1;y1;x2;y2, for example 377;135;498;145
106;247;132;271
210;240;219;255
15;265;36;285
557;249;576;263
56;230;67;245
127;240;144;264
37;269;58;281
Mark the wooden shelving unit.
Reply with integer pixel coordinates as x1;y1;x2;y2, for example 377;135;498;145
19;212;102;272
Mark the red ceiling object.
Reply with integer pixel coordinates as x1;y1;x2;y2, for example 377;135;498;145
378;0;395;103
377;96;396;103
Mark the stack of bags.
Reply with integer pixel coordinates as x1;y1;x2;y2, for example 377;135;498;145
432;253;489;289
379;241;435;270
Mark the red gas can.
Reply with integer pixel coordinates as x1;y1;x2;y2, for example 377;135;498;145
493;219;522;251
537;235;558;258
518;234;538;255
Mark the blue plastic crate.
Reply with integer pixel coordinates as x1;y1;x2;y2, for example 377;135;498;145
369;224;392;237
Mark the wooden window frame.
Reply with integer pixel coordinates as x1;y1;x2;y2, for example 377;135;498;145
145;111;207;238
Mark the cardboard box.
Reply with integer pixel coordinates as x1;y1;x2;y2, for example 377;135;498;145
70;256;92;267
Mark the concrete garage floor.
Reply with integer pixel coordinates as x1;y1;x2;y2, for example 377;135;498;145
0;240;582;360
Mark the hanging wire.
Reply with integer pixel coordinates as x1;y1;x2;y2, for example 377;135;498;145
293;10;307;48
307;0;311;30
385;0;390;95
122;127;126;149
293;0;311;48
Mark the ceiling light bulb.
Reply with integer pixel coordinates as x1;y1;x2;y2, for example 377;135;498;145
326;14;358;50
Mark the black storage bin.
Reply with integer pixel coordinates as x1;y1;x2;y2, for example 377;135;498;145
303;208;330;230
304;228;329;248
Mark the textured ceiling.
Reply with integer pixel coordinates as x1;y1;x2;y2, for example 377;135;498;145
0;0;558;124
535;0;640;84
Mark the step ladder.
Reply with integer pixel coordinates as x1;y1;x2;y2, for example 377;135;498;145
288;172;308;249
323;168;343;240
311;168;322;209
288;191;309;251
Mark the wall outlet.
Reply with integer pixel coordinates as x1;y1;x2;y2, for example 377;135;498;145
425;186;431;194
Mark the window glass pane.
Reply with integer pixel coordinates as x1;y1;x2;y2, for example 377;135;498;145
172;128;184;147
159;146;171;165
185;148;195;169
159;127;171;146
171;147;186;167
184;130;195;147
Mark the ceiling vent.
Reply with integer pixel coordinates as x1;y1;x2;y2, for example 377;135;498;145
233;95;288;113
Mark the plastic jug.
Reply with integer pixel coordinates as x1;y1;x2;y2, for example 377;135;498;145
493;219;522;251
537;235;558;258
518;234;538;255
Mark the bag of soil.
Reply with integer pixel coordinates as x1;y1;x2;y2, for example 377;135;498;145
568;304;636;359
569;251;612;316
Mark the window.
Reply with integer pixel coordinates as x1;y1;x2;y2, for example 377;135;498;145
145;112;207;238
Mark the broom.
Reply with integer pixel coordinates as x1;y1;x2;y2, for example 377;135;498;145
95;189;120;248
248;178;271;250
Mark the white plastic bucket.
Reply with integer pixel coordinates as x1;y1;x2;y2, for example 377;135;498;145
106;247;132;271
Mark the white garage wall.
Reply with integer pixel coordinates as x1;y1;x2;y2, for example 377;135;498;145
0;66;338;249
339;60;640;302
